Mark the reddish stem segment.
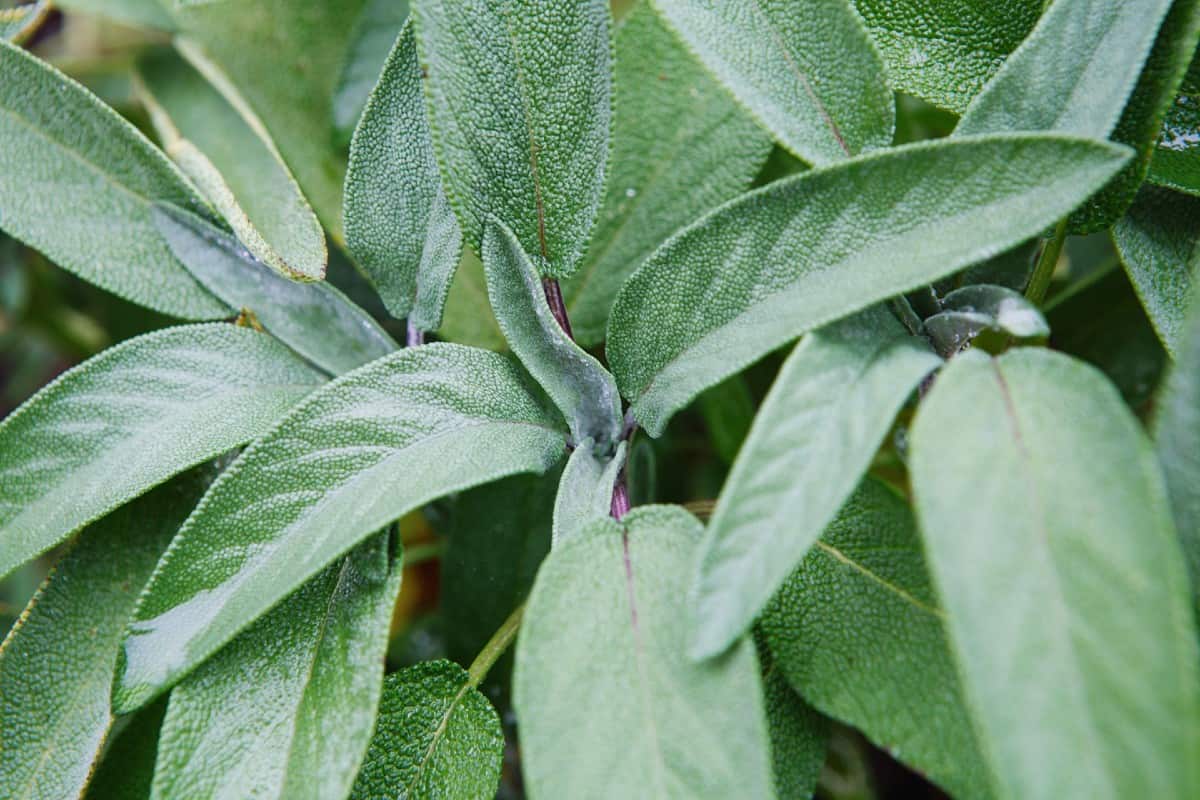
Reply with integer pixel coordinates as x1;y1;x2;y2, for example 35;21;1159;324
541;278;574;340
610;470;630;520
406;321;425;348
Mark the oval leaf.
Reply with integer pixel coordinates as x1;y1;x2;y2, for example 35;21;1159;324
910;348;1200;798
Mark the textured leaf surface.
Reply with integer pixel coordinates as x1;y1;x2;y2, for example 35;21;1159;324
553;439;626;546
515;506;775;799
152;534;401;800
1113;186;1200;355
562;4;771;345
651;0;891;165
484;220;622;447
0;40;224;319
155;206;397;375
849;0;1043;113
414;0;611;279
0;471;213;800
910;348;1200;799
345;23;463;330
333;0;409;146
0;324;323;579
0;1;51;43
115;344;566;711
762;478;993;799
1150;50;1200;194
349;660;504;800
136;48;326;281
690;306;939;658
761;656;828;800
607;134;1131;435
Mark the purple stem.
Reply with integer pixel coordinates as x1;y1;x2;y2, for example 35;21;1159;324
610;470;631;520
541;278;574;340
406;321;425;348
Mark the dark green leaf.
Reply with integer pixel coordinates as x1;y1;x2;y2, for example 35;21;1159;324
923;284;1048;356
83;698;169;800
114;343;566;712
910;348;1200;798
690;306;939;658
0;324;324;578
607;134;1131;435
333;0;409;147
761;654;829;800
553;439;626;546
1149;49;1200;194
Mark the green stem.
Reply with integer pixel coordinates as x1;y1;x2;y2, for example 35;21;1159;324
1025;219;1069;305
467;602;524;688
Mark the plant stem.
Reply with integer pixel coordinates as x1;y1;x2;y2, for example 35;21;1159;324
1025;219;1069;305
406;321;425;347
467;602;524;688
610;471;630;520
541;277;574;340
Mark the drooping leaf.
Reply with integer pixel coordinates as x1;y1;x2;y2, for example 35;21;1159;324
484;219;622;448
135;48;327;281
345;22;463;331
152;533;401;800
690;306;939;659
413;0;611;279
848;0;1043;113
650;0;892;165
1112;185;1200;355
349;660;505;800
922;284;1049;357
0;469;214;800
0;324;324;579
83;698;169;800
0;40;225;319
0;1;51;43
154;206;397;375
760;652;829;800
561;3;772;345
333;0;410;147
553;439;626;546
910;348;1200;798
607;134;1131;435
114;343;566;712
1149;49;1200;194
54;0;175;30
515;506;775;799
762;478;993;799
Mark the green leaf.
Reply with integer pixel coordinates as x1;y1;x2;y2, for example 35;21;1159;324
848;0;1043;113
54;0;175;30
515;506;775;799
152;533;401;800
154;205;397;375
1155;300;1200;615
696;375;756;466
561;3;772;345
0;1;51;43
333;0;409;147
910;348;1200;798
650;0;893;165
135;47;327;282
0;40;225;319
349;660;505;800
760;653;829;800
690;306;939;659
440;249;506;350
553;439;626;546
0;469;214;800
345;22;463;331
1112;185;1200;355
484;219;622;448
1149;49;1200;194
167;0;369;236
414;0;612;279
83;698;169;800
114;343;566;712
923;284;1049;357
0;324;324;579
762;478;993;799
607;134;1131;435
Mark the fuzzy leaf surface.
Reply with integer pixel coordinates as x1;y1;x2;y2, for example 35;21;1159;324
553;439;626;546
760;656;828;800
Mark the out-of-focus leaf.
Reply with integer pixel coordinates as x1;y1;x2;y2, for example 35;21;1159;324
83;698;168;800
114;344;566;713
553;439;625;546
440;249;506;350
1149;50;1200;194
0;1;51;43
333;0;409;147
136;48;327;282
562;3;771;345
152;534;401;800
349;660;504;800
695;374;756;466
690;307;939;659
910;348;1200;799
607;135;1130;435
0;324;323;579
0;40;226;319
55;0;175;30
515;507;775;799
414;0;611;280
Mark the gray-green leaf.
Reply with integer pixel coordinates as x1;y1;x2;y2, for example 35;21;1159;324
114;343;566;712
553;439;626;546
349;660;505;800
607;134;1131;435
515;506;776;799
414;0;611;279
910;348;1200;799
333;0;409;147
152;534;401;800
345;21;463;331
0;40;225;319
0;324;324;579
650;0;892;165
690;306;939;659
0;1;50;43
923;284;1049;357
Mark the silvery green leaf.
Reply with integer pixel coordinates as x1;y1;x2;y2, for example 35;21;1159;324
552;439;626;546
